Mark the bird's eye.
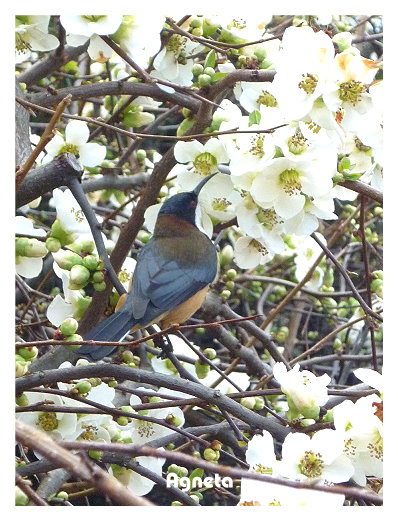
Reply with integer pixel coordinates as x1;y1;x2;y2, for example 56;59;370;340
189;200;197;209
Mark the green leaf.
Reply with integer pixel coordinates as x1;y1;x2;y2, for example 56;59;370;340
189;467;204;486
204;50;216;69
248;110;261;126
211;72;227;83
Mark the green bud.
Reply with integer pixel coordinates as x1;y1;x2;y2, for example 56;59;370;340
116;416;129;427
45;237;61;253
191;27;203;37
225;280;235;291
337;301;349;318
15;355;29;377
323;409;334;422
136;149;147;161
275;326;289;343
171;501;183;506
226;268;237;280
333;338;343;352
177;117;195;137
107;379;117;388
195;327;206;335
93;281;106;292
307;331;319;340
166;413;184;427
88;377;102;387
338;157;351;172
203;66;215;76
371;278;383;298
50;219;75;246
18;346;38;361
253;396;265;410
16;237;47;258
322;297;338;314
60;317;79;336
53;250;83;270
203;448;219;461
203;347;217;360
168;463;179;474
16;393;29;407
374;206;383;216
333;173;345;183
73;296;91;320
121;350;135;363
220;289;231;300
195;360;210;379
189;494;200;504
190;18;202;29
92;270;105;283
15;486;29;506
82;255;99;271
191;63;204;76
220;244;234;267
69;265;91;288
372;270;383;280
240;396;256;409
198;74;212;87
88;450;103;461
74;380;92;394
65;333;83;349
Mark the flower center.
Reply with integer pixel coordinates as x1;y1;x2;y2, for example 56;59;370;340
249;134;265;157
344;438;357;458
279;169;302;195
229;18;247;30
71;207;85;223
253;463;273;474
137;419;155;439
287;129;308;155
367;433;383;460
298;73;318;95
212;197;230;212
59;143;80;156
257;91;278;107
81;15;108;23
298;450;324;478
338;80;366;106
37;412;58;432
256;208;282;230
166;34;186;56
250;239;269;256
193;152;217;175
354;136;371;152
118;269;131;284
79;425;99;441
15;32;32;53
305;120;321;134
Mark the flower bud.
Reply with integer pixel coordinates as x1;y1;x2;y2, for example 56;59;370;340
240;396;256;409
16;237;47;258
73;296;91;320
88;450;103;461
220;289;231;300
203;447;219;461
203;347;217;360
45;237;61;253
65;333;83;349
198;74;212;87
219;244;234;267
195;360;210;379
15;486;29;506
69;265;90;289
93;281;106;292
191;27;203;37
60;317;79;336
322;297;338;315
74;380;92;394
18;345;38;361
50;219;75;246
56;491;69;500
15;355;29;377
372;270;383;280
92;270;105;283
166;413;184;427
53;250;83;270
82;255;99;271
177;117;195;137
16;393;29;407
189;494;200;504
371;278;383;298
251;396;264;410
191;63;204;76
203;66;215;76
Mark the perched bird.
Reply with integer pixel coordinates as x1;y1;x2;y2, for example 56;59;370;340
78;174;218;361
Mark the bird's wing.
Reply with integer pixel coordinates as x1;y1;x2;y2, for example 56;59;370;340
128;238;217;322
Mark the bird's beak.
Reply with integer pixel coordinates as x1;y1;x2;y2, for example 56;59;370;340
192;173;217;196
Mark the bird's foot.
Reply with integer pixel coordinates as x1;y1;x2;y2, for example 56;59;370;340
155;334;174;359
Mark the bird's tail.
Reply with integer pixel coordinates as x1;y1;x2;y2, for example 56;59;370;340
77;310;138;361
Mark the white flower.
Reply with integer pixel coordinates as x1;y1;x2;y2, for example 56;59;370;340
246;431;277;472
15;16;59;54
237;81;281;114
45;120;106;167
234;235;274;270
239;479;345;506
354;368;383;396
236;197;285;255
273;362;330;420
333;395;383;485
60;15;122;62
198;174;242;222
128;387;185;443
278;430;354;484
174;138;229;181
71;414;113;444
152;35;201;90
284;194;337;237
15;216;47;278
250;157;334;220
58;359;116;408
109;455;165;496
16;391;78;446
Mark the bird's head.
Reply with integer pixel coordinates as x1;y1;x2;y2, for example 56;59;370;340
157;173;216;228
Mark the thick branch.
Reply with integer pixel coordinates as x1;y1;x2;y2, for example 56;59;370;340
16;153;83;209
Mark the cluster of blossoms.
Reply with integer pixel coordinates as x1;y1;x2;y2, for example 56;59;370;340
15;14;383;505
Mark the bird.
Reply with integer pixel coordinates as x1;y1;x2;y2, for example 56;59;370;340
77;173;219;361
